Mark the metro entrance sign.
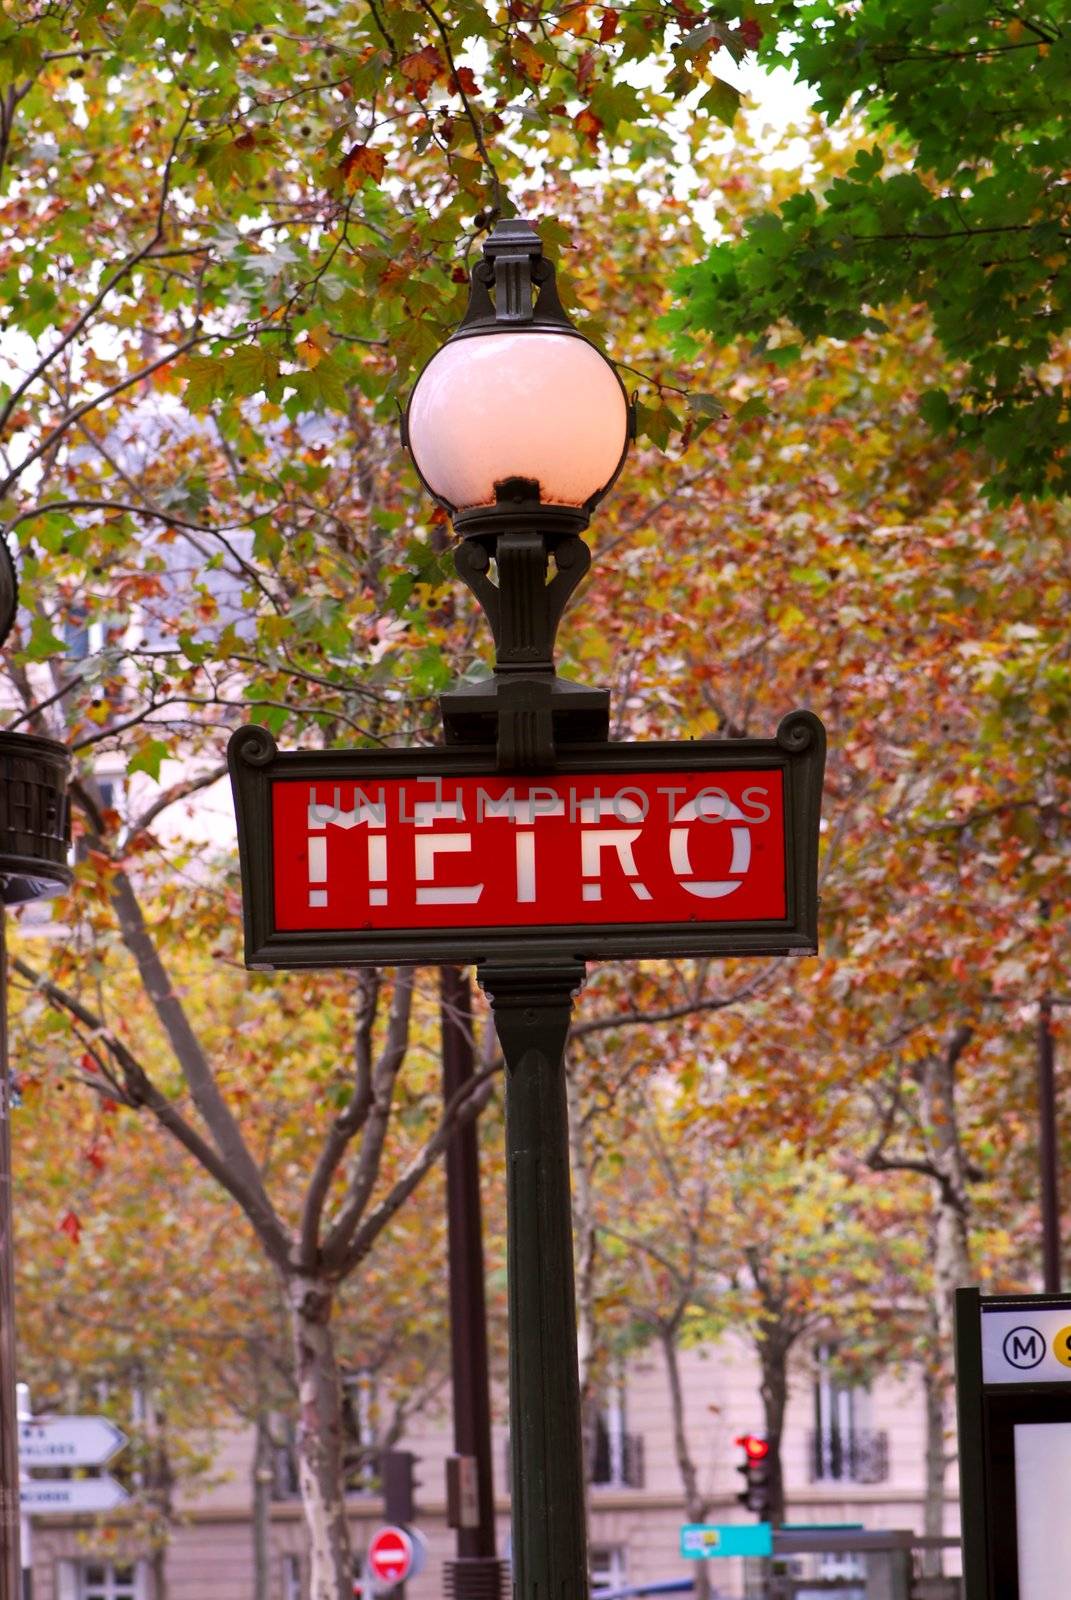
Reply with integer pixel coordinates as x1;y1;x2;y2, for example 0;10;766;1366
228;711;824;970
228;216;828;1600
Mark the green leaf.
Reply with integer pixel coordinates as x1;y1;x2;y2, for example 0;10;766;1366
223;345;280;399
735;397;771;423
179;356;227;411
699;76;742;127
25;614;66;661
127;739;170;782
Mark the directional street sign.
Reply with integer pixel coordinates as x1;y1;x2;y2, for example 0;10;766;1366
19;1415;127;1467
20;1475;129;1514
680;1522;773;1558
229;712;825;970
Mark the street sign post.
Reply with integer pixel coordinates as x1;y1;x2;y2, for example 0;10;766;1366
681;1523;773;1559
229;713;825;972
956;1287;1071;1599
18;1418;126;1468
19;1477;128;1515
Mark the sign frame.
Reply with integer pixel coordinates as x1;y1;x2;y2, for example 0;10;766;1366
955;1286;1071;1600
228;710;825;971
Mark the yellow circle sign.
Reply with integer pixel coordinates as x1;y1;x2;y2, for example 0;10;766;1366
1052;1326;1071;1367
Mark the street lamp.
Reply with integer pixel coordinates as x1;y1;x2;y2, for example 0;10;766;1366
403;218;633;1597
0;536;72;1600
403;216;632;769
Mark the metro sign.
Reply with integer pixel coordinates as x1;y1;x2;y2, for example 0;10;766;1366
229;711;824;969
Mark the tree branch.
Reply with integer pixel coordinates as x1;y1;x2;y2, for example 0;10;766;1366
320;971;414;1270
571;962;781;1039
299;970;380;1272
104;864;289;1260
12;956;291;1267
0;108;191;442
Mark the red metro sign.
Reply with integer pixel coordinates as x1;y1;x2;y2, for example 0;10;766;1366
229;713;825;969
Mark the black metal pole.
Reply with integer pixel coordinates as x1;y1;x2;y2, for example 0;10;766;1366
1038;991;1061;1292
0;907;21;1600
440;967;505;1598
477;960;588;1600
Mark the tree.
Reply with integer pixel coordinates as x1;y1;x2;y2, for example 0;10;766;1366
671;0;1070;500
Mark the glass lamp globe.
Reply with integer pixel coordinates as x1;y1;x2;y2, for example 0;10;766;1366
406;329;629;514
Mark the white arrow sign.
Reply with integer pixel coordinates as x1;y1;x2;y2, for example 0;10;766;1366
19;1416;127;1467
20;1476;129;1514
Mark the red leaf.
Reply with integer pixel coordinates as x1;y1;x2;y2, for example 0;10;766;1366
339;143;386;188
574;107;603;147
59;1211;82;1245
600;7;620;40
400;44;444;96
80;1052;99;1075
84;1145;106;1174
450;66;479;96
576;50;596;92
740;18;762;49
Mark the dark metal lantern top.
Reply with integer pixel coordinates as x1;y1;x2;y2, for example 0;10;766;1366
0;731;72;905
452;216;582;338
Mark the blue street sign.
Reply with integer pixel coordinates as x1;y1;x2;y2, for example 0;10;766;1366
680;1523;773;1558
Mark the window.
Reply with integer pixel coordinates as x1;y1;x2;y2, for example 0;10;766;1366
590;1546;627;1594
810;1343;888;1485
341;1370;378;1492
57;1562;145;1600
591;1377;644;1489
283;1553;303;1600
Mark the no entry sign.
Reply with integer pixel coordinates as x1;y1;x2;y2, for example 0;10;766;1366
367;1526;415;1585
229;711;824;969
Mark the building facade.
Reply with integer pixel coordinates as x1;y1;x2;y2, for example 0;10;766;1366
25;1332;962;1600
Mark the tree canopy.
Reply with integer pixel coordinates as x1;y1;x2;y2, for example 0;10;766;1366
671;0;1070;501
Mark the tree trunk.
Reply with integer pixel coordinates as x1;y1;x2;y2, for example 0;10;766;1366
144;1400;172;1600
758;1337;789;1530
921;1029;974;1570
659;1328;711;1600
922;1354;947;1578
288;1277;351;1600
252;1409;274;1600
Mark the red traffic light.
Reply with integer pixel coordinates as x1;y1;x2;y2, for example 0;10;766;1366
736;1433;770;1461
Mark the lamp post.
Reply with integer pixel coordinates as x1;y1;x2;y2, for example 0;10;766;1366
403;217;632;1598
229;212;824;1599
0;537;72;1600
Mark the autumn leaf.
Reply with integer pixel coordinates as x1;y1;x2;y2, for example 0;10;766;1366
340;141;386;188
600;8;620;42
512;35;547;82
450;66;479;96
574;107;602;148
400;44;443;96
576;50;596;93
58;1210;82;1245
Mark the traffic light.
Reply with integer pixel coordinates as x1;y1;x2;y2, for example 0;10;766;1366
382;1449;417;1523
735;1433;771;1519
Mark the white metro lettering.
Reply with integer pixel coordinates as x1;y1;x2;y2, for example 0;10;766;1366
669;793;752;900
